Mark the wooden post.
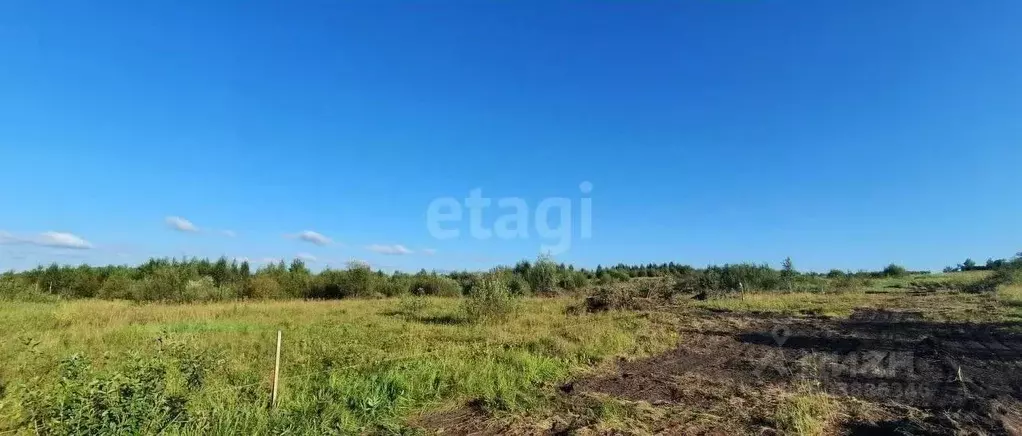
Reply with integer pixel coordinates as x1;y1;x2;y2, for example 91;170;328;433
271;330;282;407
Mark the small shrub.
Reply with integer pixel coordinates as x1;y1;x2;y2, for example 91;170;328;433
246;275;284;299
165;341;223;390
23;354;186;435
881;264;908;278
397;295;429;318
378;275;412;297
527;255;560;294
558;271;588;291
463;275;520;322
97;273;133;300
130;272;186;301
410;274;462;297
506;274;532;296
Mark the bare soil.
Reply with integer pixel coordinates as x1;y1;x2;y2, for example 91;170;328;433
416;308;1022;435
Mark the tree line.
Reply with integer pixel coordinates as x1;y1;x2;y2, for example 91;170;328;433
2;253;1019;303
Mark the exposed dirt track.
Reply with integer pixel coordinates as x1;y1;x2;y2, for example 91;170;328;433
418;308;1022;435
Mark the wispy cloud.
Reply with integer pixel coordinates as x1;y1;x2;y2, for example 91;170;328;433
0;231;93;249
296;252;318;262
165;216;198;232
261;257;283;264
366;244;413;255
38;232;93;249
0;231;17;245
289;230;332;246
421;248;437;255
221;230;237;238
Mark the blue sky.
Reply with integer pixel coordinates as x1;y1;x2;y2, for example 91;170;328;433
1;1;1020;273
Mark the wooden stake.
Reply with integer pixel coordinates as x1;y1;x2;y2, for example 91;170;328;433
272;330;282;407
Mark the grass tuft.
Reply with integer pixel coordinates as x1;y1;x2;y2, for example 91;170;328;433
774;382;837;436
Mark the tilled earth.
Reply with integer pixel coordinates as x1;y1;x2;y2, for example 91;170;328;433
418;309;1022;435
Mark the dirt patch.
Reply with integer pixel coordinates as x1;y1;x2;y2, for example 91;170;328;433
416;308;1022;435
576;309;1022;434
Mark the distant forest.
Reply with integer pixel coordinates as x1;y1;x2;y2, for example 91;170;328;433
2;252;1020;303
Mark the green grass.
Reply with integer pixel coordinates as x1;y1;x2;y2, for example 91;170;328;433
997;284;1022;307
692;271;1015;322
0;297;681;434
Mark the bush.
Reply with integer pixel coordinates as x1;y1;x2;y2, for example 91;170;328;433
526;255;560;294
378;274;412;297
397;295;429;317
881;264;908;278
410;273;463;297
700;263;781;292
463;274;520;322
130;267;187;301
826;269;845;279
505;273;532;296
245;275;284;299
23;354;186;435
0;277;56;302
339;263;378;298
558;270;588;291
97;272;133;300
180;276;239;302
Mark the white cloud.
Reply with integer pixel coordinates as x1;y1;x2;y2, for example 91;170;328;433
290;230;332;246
366;244;413;255
0;231;93;249
296;252;317;262
165;216;198;232
233;256;250;263
221;230;237;237
261;257;283;264
421;248;437;255
37;232;93;249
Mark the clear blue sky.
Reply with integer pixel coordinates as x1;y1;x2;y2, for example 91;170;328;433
1;1;1020;273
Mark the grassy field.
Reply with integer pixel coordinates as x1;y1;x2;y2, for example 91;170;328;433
2;270;1021;435
0;297;681;434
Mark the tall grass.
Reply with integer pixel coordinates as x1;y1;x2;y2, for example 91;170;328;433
0;297;680;434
